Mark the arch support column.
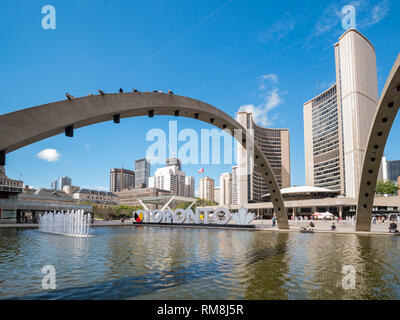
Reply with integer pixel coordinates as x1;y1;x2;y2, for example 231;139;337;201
356;55;400;231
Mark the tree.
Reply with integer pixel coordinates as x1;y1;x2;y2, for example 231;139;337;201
376;180;399;195
176;202;194;210
176;199;218;212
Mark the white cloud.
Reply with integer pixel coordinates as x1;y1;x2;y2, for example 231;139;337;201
259;12;296;43
258;74;278;90
238;75;283;127
358;0;390;28
318;81;336;91
305;0;390;48
36;148;61;162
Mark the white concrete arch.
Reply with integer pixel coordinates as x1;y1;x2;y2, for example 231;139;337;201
356;55;400;231
0;91;290;229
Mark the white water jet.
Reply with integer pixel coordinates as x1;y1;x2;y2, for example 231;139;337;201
39;209;91;237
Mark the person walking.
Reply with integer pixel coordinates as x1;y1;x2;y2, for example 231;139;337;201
272;216;276;227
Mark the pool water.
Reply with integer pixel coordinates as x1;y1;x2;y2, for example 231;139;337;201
0;226;399;300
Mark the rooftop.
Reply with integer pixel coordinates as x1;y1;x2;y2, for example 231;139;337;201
263;186;339;198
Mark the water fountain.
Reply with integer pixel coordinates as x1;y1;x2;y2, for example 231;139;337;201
39;209;91;237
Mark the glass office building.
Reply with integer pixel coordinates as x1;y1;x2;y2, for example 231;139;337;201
134;159;150;188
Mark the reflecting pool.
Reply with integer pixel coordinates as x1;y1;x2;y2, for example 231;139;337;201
1;226;400;299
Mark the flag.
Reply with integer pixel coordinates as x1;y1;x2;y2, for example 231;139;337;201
198;168;204;174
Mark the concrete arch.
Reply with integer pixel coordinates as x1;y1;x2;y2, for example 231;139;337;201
0;91;289;229
356;54;400;231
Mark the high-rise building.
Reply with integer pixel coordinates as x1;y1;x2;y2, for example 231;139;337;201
303;29;382;197
219;172;232;206
236;112;290;204
232;166;238;205
166;158;182;170
387;160;400;183
184;176;195;198
110;168;135;192
50;179;58;190
148;160;185;196
214;187;220;204
59;176;72;190
199;177;215;202
50;176;71;190
135;158;150;188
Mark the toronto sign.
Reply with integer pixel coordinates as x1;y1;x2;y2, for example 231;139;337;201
134;206;255;226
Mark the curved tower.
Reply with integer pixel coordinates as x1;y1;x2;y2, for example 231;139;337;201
304;29;382;197
236;112;290;203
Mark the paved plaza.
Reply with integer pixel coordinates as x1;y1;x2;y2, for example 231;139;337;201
252;218;399;235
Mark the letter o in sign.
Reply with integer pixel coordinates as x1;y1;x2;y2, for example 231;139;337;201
173;209;186;223
213;208;231;225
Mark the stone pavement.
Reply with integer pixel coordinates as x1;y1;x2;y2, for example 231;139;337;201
252;219;400;235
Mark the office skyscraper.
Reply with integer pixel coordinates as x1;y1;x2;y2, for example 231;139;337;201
214;187;220;204
110;168;135;192
232;166;238;205
199;177;215;202
50;179;58;190
148;160;185;196
387;160;400;182
166;158;182;170
59;176;72;190
50;176;71;190
184;176;195;198
135;158;150;188
303;29;382;197
219;172;232;206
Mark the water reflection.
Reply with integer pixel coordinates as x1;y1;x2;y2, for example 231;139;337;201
242;232;290;300
0;227;400;300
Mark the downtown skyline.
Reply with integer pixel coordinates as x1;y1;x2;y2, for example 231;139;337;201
1;0;400;191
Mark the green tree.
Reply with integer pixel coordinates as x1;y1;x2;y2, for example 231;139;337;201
376;180;399;195
176;199;218;212
176;201;194;210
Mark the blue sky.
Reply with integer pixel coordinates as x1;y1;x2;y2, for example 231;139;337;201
1;0;399;192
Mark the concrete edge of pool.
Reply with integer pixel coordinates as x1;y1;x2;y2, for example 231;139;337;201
1;221;400;237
